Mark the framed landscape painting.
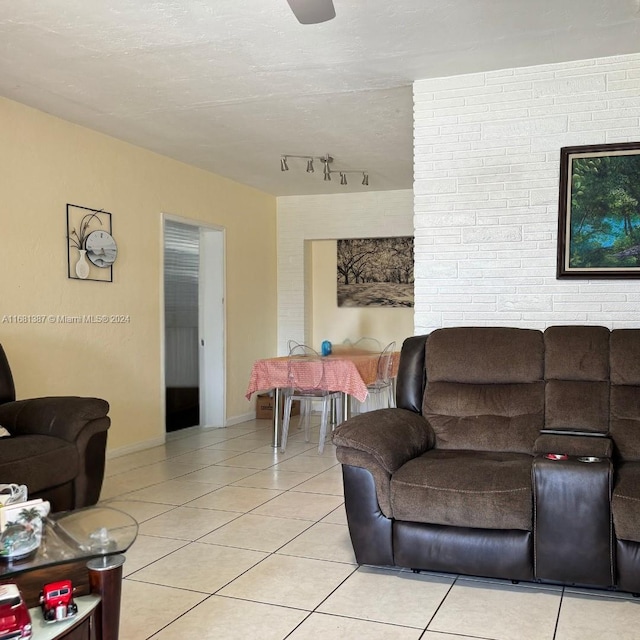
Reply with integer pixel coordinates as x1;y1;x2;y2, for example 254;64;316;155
337;236;414;307
557;142;640;278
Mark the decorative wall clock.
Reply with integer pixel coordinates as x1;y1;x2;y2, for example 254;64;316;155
85;230;118;268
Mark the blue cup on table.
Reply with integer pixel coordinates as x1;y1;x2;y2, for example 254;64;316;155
321;340;332;356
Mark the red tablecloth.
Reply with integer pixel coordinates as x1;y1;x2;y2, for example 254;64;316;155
246;355;375;403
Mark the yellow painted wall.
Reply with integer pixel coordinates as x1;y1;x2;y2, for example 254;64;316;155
310;240;413;351
0;97;277;452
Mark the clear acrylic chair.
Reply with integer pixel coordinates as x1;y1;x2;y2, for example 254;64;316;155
280;343;342;454
353;337;382;352
364;341;396;411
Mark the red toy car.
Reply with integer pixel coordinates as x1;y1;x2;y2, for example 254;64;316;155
0;583;32;639
39;580;77;623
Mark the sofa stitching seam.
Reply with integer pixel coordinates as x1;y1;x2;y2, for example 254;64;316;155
390;482;529;495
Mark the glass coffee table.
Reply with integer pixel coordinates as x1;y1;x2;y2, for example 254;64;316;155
0;505;138;640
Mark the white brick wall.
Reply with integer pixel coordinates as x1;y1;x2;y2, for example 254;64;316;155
277;191;413;354
414;53;640;334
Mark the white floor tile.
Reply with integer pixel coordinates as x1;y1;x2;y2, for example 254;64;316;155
251;491;343;521
217;554;355;609
318;566;453;628
119;579;205;640
199;513;312;552
555;592;640;640
429;579;561;640
286;612;422;639
277;522;356;564
130;541;268;593
137;506;239;540
186;485;282;512
151;595;309;639
123;479;220;505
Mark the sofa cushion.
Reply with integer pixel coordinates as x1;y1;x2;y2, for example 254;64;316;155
423;328;544;453
544;326;610;434
611;329;640;461
426;327;544;384
390;450;533;531
545;380;609;433
424;382;544;453
0;435;79;494
544;326;610;381
612;462;640;543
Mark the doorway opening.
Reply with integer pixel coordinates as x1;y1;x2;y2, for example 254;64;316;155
163;216;225;432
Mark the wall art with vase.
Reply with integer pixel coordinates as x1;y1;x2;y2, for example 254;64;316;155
66;204;117;282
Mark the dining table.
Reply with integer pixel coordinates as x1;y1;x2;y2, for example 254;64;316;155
245;348;399;447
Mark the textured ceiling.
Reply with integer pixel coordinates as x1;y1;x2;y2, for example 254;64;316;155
1;1;640;196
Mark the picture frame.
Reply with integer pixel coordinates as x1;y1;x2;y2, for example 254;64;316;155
557;142;640;278
336;236;414;307
66;204;114;283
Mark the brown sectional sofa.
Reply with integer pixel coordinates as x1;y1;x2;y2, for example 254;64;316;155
333;326;640;593
0;344;110;511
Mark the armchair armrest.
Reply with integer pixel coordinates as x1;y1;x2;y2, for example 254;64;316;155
333;408;433;521
333;408;434;475
534;432;613;458
0;397;109;443
0;397;110;508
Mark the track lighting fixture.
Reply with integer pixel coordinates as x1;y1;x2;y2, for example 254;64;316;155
322;155;332;181
279;153;370;187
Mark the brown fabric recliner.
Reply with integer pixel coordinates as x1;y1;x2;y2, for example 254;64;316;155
334;325;636;591
0;344;110;512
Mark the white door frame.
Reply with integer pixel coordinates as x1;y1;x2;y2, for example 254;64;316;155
160;213;226;430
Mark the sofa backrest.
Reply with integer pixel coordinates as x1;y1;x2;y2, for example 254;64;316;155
422;327;545;454
543;325;610;434
396;335;428;413
0;345;16;405
610;329;640;461
397;326;640;458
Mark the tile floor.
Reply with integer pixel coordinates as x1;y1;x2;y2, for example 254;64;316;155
100;419;640;639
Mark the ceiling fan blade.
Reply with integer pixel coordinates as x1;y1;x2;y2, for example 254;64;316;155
285;0;336;24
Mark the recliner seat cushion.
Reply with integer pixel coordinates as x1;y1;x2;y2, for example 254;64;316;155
0;435;79;494
390;450;533;531
612;462;640;543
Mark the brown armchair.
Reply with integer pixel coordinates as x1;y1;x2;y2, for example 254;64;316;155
0;344;110;511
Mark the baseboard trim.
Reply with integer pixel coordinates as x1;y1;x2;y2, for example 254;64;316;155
106;435;166;459
226;412;255;427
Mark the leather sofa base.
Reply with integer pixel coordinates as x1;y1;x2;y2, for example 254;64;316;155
342;463;533;581
394;522;533;582
343;464;394;566
615;540;640;594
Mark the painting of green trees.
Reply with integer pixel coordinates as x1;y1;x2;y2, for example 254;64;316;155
569;153;640;269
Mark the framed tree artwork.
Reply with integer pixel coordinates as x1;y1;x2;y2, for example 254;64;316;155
337;236;414;307
557;142;640;278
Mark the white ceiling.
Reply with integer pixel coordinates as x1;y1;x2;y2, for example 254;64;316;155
2;1;640;196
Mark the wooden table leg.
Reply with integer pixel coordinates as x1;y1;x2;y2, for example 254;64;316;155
87;554;126;640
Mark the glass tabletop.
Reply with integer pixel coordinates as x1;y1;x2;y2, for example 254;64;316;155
0;506;138;578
